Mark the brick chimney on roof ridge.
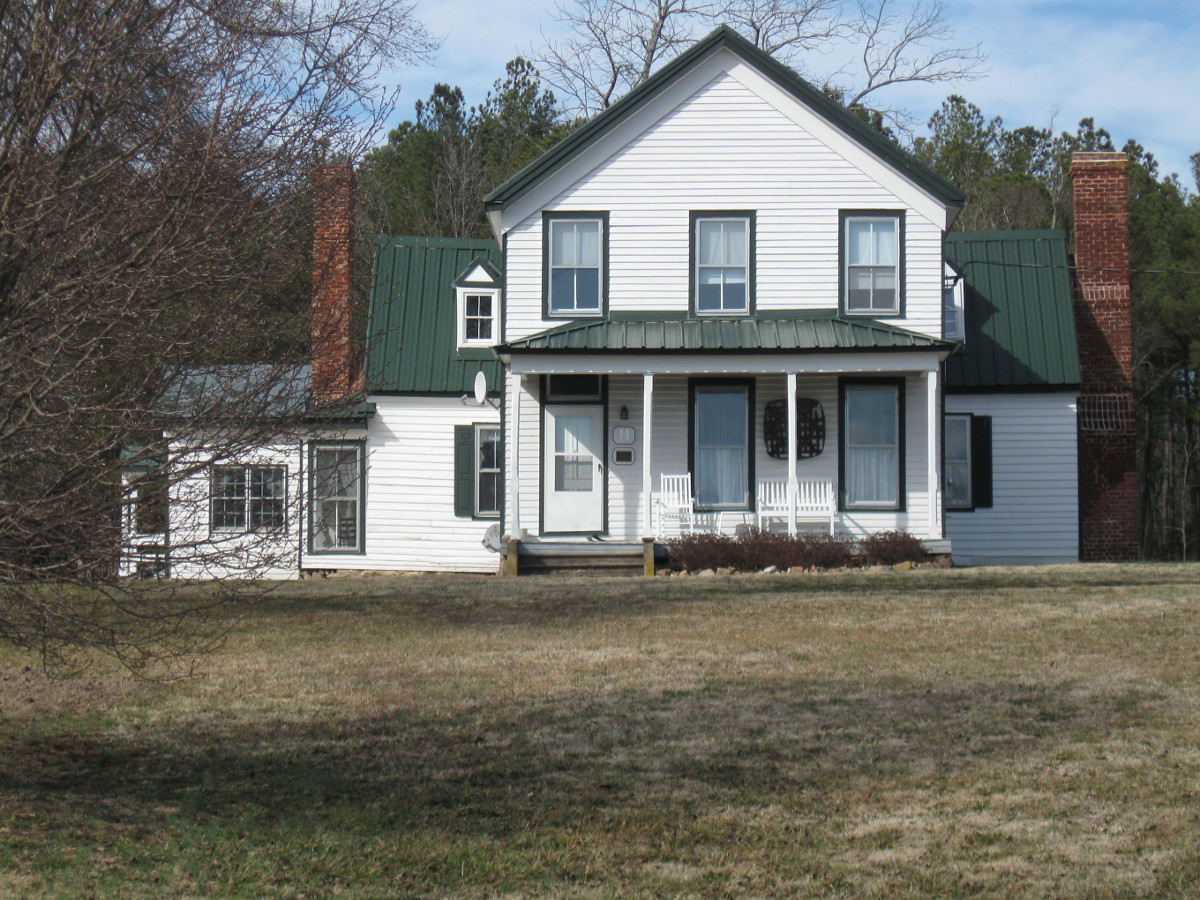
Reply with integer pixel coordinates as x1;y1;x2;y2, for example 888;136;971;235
1071;151;1138;561
311;163;358;405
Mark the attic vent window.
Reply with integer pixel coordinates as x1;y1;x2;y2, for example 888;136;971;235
763;398;825;459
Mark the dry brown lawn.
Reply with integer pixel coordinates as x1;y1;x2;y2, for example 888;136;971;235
2;564;1200;897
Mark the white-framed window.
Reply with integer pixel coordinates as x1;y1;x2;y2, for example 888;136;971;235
456;287;500;348
310;443;363;552
842;382;902;509
694;215;751;314
692;382;751;509
475;425;501;518
944;266;965;341
944;414;972;509
211;465;286;533
844;214;901;315
546;216;603;315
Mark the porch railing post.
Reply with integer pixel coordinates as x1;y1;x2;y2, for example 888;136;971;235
642;373;654;539
787;371;798;536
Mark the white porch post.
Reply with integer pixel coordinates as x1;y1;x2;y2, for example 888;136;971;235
787;371;798;536
927;368;941;539
642;373;654;539
509;372;521;537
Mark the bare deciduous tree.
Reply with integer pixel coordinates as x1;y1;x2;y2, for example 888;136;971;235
531;0;984;126
0;0;434;670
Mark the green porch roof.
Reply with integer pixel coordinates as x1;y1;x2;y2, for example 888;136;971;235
367;236;503;394
945;230;1080;391
484;26;965;213
498;311;951;354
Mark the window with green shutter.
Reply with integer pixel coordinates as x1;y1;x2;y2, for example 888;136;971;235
454;424;501;519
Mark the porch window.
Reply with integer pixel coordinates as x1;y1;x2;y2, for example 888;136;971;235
211;465;286;533
310;442;364;552
842;212;902;315
691;382;752;509
944;414;971;508
545;214;605;316
693;212;753;314
841;381;902;509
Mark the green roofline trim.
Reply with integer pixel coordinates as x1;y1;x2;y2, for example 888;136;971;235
484;25;965;212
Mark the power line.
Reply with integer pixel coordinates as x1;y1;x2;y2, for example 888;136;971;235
957;259;1200;278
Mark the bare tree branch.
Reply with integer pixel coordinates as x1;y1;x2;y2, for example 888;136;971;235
0;0;435;671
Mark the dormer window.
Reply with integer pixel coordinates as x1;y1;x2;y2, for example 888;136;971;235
455;257;502;348
842;211;904;316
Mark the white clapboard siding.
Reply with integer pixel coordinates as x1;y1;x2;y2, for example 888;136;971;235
945;392;1079;564
165;441;304;581
304;396;503;573
503;72;943;342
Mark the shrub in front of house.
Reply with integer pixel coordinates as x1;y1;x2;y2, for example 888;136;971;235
665;528;928;572
858;530;931;566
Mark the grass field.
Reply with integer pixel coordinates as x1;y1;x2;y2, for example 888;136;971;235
3;565;1200;898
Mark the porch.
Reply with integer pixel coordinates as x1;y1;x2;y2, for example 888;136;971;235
496;315;954;572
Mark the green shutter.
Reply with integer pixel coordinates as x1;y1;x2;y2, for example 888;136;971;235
971;415;993;509
454;425;475;517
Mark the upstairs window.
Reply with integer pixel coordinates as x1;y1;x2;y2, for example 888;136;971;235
693;213;753;315
545;214;606;316
943;270;965;341
843;212;903;316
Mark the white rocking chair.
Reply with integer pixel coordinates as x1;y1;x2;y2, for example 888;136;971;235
654;473;696;539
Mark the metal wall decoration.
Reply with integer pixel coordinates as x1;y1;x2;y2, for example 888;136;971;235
763;398;825;459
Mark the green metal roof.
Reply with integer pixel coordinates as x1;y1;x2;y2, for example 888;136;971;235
484;25;965;212
367;236;503;393
498;311;951;354
945;230;1080;391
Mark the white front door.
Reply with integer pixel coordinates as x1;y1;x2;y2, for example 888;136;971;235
543;404;604;533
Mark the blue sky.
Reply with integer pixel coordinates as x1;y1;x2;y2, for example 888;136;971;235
386;0;1199;185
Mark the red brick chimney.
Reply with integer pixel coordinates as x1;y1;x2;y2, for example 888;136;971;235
311;163;358;405
1071;151;1138;560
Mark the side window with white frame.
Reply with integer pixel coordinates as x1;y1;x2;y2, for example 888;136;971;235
310;442;364;553
211;464;286;533
842;211;903;316
455;423;501;518
544;213;606;316
840;380;903;510
692;211;753;315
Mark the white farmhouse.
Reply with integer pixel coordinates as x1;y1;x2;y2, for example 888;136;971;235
123;27;1137;577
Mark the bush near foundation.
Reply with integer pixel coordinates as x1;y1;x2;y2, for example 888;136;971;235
858;530;931;566
665;529;930;572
